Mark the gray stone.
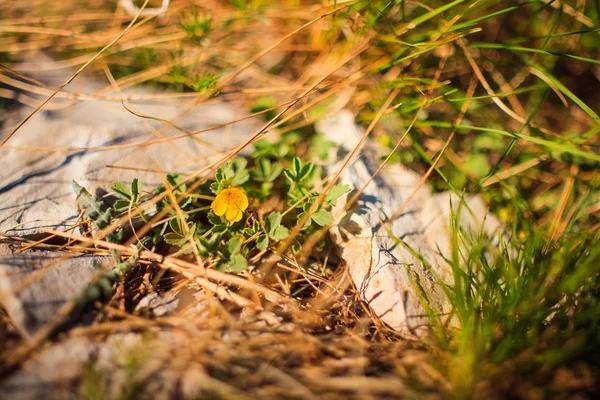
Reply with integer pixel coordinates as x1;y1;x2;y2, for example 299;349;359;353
0;337;97;400
319;111;505;336
0;78;260;237
0;244;112;337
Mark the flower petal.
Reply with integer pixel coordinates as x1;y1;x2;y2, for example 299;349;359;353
226;206;243;223
238;191;249;211
212;195;227;216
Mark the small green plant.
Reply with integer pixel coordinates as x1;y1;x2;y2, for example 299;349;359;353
190;71;218;93
111;178;146;221
179;7;213;42
98;129;352;275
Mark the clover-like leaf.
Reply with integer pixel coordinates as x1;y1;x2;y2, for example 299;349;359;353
325;184;352;206
111;181;131;199
208;211;226;226
298;211;313;230
311;210;333;226
252;158;283;182
130;178;142;202
245;218;261;236
227;254;248;272
270;226;289;240
231;158;250;186
197;234;221;256
113;199;131;212
265;212;282;235
264;212;289;240
256;234;269;250
226;236;242;257
169;218;184;236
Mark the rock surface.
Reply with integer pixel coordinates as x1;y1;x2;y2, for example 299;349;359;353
0;78;259;237
319;111;504;336
0;244;112;337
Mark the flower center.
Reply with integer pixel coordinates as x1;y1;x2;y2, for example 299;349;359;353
225;190;244;207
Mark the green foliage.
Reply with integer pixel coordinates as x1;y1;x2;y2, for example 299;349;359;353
54;1;600;395
179;7;213;42
284;157;318;185
432;207;600;397
111;178;143;213
325;184;351;206
251;139;290;159
190;71;218;93
255;212;289;250
308;133;336;161
251;96;277;121
309;209;333;227
100;126;350;276
163;218;196;247
251;158;283;197
217;237;248;272
211;158;250;194
73;180;122;250
155;174;194;215
71;181;148;307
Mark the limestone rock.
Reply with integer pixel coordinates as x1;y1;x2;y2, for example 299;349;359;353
318;111;505;336
0;81;259;237
0;244;112;337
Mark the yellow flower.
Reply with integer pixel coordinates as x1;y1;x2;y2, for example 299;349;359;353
211;188;249;223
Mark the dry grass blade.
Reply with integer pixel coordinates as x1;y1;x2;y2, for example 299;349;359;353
0;0;152;147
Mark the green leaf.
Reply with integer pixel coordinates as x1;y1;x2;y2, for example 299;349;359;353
197;234;221;256
245;218;261;236
311;210;333;226
214;159;249;190
169;218;184;236
213;225;227;234
231;158;250;186
256;234;269;250
227;254;248;272
298;212;312;230
164;232;186;246
299;162;314;182
208;211;225;226
252;158;283;182
111;181;131;199
292;157;302;178
166;173;182;188
267;162;283;181
270;226;289;241
227;237;242;256
113;199;131;211
250;96;277;121
265;212;282;236
260;182;274;198
251;139;289;159
325;184;352;206
309;133;336;161
130;178;142;202
210;181;221;194
283;169;295;184
306;164;321;184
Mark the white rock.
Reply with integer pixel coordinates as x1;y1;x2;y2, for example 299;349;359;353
0;244;112;337
0;81;259;237
318;111;505;336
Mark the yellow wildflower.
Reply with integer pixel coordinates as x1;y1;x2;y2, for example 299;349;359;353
211;188;249;223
